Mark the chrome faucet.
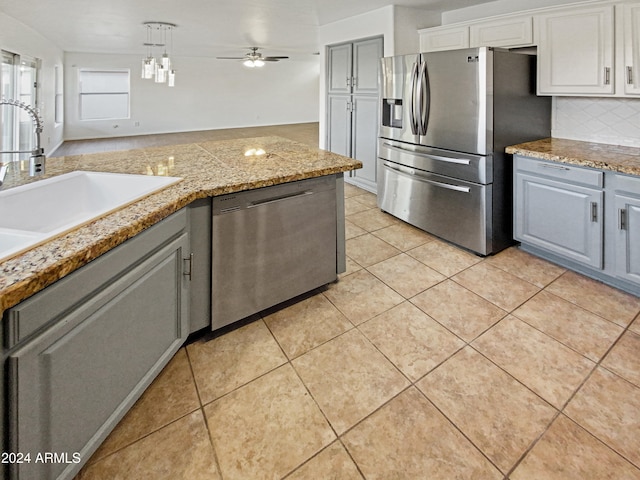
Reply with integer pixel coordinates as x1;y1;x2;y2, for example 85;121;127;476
0;98;46;186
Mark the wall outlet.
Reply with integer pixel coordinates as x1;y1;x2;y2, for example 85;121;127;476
134;121;140;127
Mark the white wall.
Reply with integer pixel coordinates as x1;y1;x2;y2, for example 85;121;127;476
0;12;65;155
64;52;320;140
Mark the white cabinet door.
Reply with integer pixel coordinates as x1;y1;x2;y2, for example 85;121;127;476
614;193;640;284
537;5;614;95
327;94;351;157
470;16;533;48
350;95;378;190
419;25;469;52
624;3;640;95
515;171;604;269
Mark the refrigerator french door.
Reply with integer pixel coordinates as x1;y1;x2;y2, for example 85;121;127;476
377;47;551;255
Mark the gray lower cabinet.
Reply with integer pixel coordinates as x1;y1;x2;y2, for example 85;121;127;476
613;175;640;285
2;209;190;480
514;156;604;269
514;154;640;296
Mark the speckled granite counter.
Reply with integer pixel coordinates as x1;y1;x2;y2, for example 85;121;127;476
506;137;640;176
0;136;361;313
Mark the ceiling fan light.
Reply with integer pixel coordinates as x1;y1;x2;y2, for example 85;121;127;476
244;59;256;68
254;59;265;67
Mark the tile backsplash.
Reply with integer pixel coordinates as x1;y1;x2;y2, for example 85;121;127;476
553;97;640;147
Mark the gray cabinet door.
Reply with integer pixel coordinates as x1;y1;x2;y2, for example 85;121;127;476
327;94;351;157
515;172;604;268
327;43;352;94
353;37;383;95
614;193;640;285
350;95;378;190
7;233;189;480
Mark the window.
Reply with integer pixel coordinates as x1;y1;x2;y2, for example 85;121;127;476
1;50;39;162
54;65;63;124
79;69;129;120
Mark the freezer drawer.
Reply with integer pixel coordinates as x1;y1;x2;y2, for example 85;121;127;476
211;176;337;330
378;159;491;255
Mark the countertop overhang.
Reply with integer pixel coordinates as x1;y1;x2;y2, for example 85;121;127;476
0;136;362;313
506;137;640;176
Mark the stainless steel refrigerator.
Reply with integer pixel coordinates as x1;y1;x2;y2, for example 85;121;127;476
378;47;551;255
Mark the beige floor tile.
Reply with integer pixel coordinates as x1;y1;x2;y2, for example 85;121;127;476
631;315;640;335
367;253;446;298
565;367;640;468
346;208;398;232
602;330;640;387
75;410;220;480
344;197;371;216
546;271;640;327
343;183;365;198
287;441;363;480
512;415;640;480
453;262;540;312
411;280;507;342
87;349;200;462
263;293;353;359
342;387;502;480
417;347;556;473
408;239;482;277
344;219;367;240
292;329;410;434
341;256;362;277
351;191;378;209
371;222;434;251
473;316;595;408
513;290;624;362
324;269;404;325
485;246;566;288
345;233;401;267
359;302;464;381
204;364;335;480
186;320;287;404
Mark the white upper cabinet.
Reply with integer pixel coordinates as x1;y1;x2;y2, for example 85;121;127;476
624;3;640;95
536;5;615;95
420;25;469;52
469;16;533;48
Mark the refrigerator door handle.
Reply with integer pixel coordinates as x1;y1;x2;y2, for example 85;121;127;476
381;142;471;165
410;61;420;135
382;162;471;193
418;61;429;136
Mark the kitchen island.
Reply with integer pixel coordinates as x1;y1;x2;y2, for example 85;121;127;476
0;136;360;480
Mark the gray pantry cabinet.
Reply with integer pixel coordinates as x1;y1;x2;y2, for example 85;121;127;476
514;154;640;296
326;37;382;193
1;208;191;480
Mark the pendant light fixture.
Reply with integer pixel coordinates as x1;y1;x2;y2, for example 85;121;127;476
141;22;177;87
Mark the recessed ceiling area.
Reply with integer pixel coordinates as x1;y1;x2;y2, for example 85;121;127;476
0;0;498;58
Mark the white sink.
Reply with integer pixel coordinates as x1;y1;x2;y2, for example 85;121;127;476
0;171;182;261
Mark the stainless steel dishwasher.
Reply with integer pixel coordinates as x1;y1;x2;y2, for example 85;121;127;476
211;175;337;330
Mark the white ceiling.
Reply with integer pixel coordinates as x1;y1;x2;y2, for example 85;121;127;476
0;0;495;58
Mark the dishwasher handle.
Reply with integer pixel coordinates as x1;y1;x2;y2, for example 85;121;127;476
247;190;314;208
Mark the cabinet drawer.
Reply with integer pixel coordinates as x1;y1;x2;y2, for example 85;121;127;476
515;155;603;188
613;172;640;195
4;209;187;348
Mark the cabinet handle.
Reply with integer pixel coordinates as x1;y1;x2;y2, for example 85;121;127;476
591;202;598;223
352;76;357;88
619;208;627;231
183;253;194;281
627;66;634;85
604;67;611;85
346;77;351;87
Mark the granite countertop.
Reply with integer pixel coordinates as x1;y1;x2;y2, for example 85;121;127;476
0;136;361;314
506;137;640;176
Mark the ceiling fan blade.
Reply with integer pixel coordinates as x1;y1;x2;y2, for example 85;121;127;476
216;56;245;60
264;56;289;60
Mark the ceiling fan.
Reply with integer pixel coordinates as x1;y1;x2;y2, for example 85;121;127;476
216;47;289;67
